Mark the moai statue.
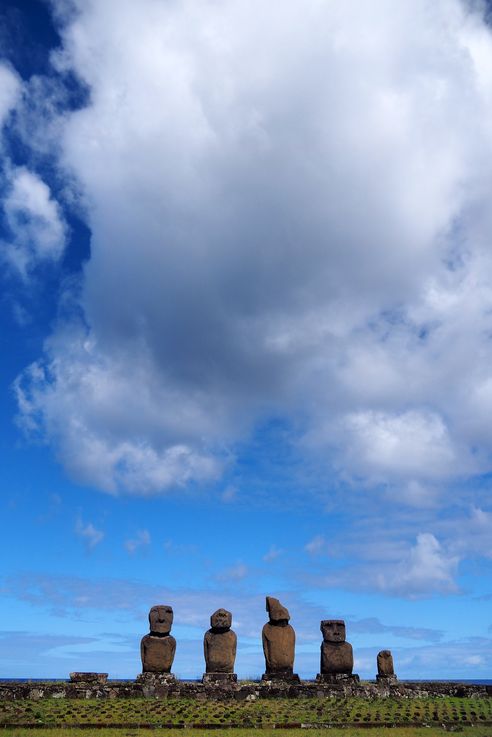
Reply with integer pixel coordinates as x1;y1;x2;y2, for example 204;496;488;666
261;596;300;682
140;605;176;677
376;649;397;683
316;620;359;683
202;608;237;683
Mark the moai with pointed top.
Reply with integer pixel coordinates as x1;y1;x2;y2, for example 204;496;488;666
316;619;359;683
140;605;176;678
376;649;397;684
261;596;300;682
202;608;238;683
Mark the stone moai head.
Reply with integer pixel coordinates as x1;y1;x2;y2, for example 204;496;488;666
321;620;346;643
210;608;232;631
266;596;290;624
149;605;173;635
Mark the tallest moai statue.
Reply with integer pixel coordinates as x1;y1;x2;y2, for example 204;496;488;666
261;596;300;683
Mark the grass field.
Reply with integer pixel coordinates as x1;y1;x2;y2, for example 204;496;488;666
3;729;492;737
0;696;491;730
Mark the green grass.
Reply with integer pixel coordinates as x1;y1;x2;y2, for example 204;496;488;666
0;696;491;728
3;729;492;737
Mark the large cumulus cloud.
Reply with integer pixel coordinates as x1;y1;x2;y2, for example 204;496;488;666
13;0;492;495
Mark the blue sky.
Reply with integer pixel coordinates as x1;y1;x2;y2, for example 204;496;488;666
0;0;491;680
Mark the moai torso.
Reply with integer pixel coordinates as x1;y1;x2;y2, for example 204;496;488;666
262;596;295;674
141;633;176;673
141;605;176;674
377;650;394;677
320;620;353;675
204;609;237;673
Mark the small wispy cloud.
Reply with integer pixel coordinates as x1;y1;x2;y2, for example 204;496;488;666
221;485;238;503
1;167;66;278
305;534;328;556
217;562;248;581
349;617;443;642
75;517;104;551
263;544;283;562
163;539;198;555
124;529;151;555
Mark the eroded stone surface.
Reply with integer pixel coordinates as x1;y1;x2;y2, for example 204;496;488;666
0;679;489;701
204;608;237;674
149;604;173;635
377;649;396;677
319;620;355;678
69;673;108;684
141;605;176;673
136;673;177;685
376;648;398;683
316;673;360;684
202;673;238;684
262;596;297;679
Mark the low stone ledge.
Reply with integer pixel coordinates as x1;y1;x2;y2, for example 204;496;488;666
0;679;489;701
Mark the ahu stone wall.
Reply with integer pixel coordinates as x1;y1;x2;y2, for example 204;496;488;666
0;675;490;701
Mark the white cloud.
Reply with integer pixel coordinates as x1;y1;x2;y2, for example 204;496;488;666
75;517;104;550
0;63;21;126
13;330;221;495
11;0;492;499
124;529;151;555
340;410;462;482
390;533;460;597
447;506;492;560
1;167;66;277
320;533;460;598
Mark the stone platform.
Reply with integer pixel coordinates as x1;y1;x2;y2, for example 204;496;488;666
202;673;237;684
261;671;301;684
0;677;490;701
316;673;360;684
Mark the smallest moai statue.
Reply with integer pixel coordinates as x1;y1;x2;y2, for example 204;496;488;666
202;608;238;684
139;605;177;683
316;619;359;683
376;649;397;684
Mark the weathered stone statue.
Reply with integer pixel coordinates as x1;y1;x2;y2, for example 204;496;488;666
140;605;176;675
316;619;359;683
261;596;299;682
202;608;237;683
377;649;397;683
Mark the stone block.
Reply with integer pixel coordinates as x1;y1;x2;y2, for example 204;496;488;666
69;672;108;684
202;672;238;684
316;673;360;684
261;671;301;684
